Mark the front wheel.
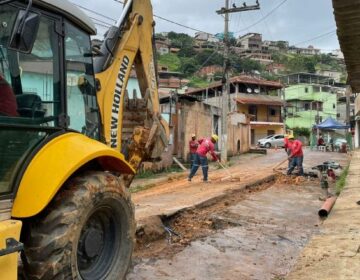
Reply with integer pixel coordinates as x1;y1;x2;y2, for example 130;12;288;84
22;171;135;280
265;142;271;148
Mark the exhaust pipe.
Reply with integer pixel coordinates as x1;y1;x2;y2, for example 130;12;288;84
318;196;337;217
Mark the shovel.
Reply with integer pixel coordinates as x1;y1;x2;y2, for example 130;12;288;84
272;157;289;173
218;161;241;182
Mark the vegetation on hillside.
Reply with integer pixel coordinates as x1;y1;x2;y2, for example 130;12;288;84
156;32;346;87
272;52;346;77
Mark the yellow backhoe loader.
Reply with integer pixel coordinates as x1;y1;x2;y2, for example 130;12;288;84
0;0;168;278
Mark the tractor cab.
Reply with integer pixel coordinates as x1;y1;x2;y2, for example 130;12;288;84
0;0;98;205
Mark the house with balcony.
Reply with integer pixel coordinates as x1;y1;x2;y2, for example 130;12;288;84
288;45;321;56
186;75;284;147
236;33;273;65
281;73;347;130
284;84;338;129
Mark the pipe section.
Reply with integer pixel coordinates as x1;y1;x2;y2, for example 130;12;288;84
318;196;337;217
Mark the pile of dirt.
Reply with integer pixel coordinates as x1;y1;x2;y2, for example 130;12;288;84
275;174;318;185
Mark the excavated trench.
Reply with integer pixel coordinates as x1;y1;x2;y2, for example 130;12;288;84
128;175;327;280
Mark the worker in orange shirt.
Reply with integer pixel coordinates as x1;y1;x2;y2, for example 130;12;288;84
283;134;293;168
189;134;199;169
188;134;219;182
287;135;304;176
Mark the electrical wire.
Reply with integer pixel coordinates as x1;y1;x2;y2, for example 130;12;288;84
113;0;214;35
293;30;336;47
72;3;117;23
89;16;112;27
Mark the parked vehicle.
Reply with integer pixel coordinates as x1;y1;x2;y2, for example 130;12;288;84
334;138;347;150
257;134;285;148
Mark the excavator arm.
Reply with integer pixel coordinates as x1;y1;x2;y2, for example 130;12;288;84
94;0;169;172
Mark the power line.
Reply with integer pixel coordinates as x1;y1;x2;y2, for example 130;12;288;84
71;2;117;23
89;16;112;28
293;30;336;47
113;0;214;35
154;15;212;35
234;0;289;34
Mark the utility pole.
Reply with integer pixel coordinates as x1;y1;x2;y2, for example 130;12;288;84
216;1;260;162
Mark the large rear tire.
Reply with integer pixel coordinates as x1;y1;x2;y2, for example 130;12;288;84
21;171;135;280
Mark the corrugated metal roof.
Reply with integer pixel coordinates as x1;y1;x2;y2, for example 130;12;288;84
235;93;284;106
333;0;360;92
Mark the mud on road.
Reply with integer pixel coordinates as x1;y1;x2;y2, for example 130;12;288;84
128;175;328;280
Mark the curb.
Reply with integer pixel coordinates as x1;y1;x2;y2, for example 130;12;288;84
135;173;276;233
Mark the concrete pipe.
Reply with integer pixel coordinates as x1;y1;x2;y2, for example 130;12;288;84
318;196;337;217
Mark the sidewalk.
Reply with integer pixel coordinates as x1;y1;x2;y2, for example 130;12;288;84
287;150;360;280
131;150;350;228
129;153;263;192
132;153;272;225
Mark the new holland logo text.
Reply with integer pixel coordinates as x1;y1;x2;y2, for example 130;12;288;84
111;55;130;148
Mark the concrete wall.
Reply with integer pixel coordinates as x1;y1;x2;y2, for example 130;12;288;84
174;102;251;162
181;101;221;160
228;113;250;155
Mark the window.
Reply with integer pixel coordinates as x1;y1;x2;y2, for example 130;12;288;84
333;104;336;109
305;87;308;93
313;86;320;92
304;103;310;111
0;5;61;197
65;23;99;139
0;9;61;125
248;105;257;120
269;108;276;116
267;130;275;136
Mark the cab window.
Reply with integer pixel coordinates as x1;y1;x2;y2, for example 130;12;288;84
0;4;61;125
65;22;99;139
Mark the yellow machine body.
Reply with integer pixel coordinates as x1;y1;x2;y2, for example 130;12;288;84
0;0;168;278
12;133;134;218
0;220;22;280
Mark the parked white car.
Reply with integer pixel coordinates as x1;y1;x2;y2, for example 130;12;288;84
257;134;285;148
334;138;347;149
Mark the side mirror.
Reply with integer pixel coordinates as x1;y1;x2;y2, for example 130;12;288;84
8;10;40;53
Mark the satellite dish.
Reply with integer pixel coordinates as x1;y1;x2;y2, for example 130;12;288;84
254;88;260;93
247;88;252;93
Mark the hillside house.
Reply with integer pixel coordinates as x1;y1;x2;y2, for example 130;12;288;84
288;45;321;56
186;75;284;146
237;33;273;65
284;84;338;129
194;31;220;43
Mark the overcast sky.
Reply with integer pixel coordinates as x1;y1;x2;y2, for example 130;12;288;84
72;0;340;52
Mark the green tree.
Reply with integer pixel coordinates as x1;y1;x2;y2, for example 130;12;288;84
168;32;194;52
304;56;317;73
195;49;224;66
180;57;199;76
229;55;263;73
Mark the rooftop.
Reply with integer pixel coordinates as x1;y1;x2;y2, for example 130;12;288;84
186;75;283;95
333;0;360;92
